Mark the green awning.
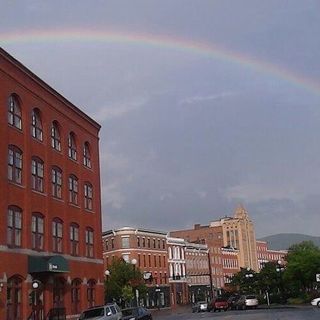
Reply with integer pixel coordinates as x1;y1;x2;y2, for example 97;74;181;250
28;255;69;273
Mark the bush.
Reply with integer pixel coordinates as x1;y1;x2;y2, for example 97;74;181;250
287;297;305;305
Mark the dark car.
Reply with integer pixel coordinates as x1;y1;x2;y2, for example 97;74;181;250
227;295;240;310
207;297;228;312
122;307;152;320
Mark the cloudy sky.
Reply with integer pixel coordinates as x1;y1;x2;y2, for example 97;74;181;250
1;1;320;237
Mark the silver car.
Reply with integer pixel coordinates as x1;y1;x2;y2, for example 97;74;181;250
79;303;122;320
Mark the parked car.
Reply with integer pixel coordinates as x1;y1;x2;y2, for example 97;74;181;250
191;301;208;312
227;295;240;310
122;307;152;320
311;297;320;308
234;295;258;310
79;303;122;320
207;297;228;312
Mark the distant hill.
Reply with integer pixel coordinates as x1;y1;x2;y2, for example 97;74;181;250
258;233;320;251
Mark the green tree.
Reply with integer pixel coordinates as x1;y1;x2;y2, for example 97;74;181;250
105;258;147;306
284;241;320;295
228;268;258;294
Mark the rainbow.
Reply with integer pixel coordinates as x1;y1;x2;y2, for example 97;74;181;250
1;28;320;96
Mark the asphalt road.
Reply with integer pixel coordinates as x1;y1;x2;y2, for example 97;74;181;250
153;306;320;320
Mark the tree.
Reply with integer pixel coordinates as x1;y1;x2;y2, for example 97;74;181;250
284;241;320;295
105;258;147;306
227;268;258;294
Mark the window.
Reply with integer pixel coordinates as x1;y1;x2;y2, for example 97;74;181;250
52;166;62;199
83;142;91;168
32;213;44;251
7;276;22;319
84;182;93;210
85;227;94;258
8;145;22;184
51;121;61;151
68;132;77;160
31;157;44;192
69;175;78;205
31;108;43;141
87;279;96;308
8;94;22;129
52;218;63;253
7;206;22;247
71;279;81;314
70;223;79;256
121;237;129;249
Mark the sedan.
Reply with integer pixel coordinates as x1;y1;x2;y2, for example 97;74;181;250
311;297;320;308
192;301;208;312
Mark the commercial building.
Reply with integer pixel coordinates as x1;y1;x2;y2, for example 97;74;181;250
102;227;170;308
171;206;261;290
256;240;287;271
185;242;211;303
0;48;103;320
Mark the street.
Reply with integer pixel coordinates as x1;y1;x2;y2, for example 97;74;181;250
153;306;320;320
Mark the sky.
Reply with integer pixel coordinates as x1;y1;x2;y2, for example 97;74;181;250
1;1;320;238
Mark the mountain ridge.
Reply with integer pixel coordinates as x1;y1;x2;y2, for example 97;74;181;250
258;233;320;251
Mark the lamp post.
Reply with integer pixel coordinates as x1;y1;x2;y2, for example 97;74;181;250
104;270;110;303
131;258;138;307
245;268;254;293
276;261;285;303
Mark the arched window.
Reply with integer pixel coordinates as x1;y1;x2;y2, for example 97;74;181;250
31;108;43;141
87;279;96;308
70;223;79;256
31;157;44;192
52;166;62;199
85;227;94;258
52;218;63;253
83;142;91;168
168;247;172;259
71;278;82;314
8;145;22;184
68;132;77;160
7;275;23;320
7;206;22;247
8;94;22;129
51;121;61;151
32;213;44;251
84;182;93;210
69;175;78;205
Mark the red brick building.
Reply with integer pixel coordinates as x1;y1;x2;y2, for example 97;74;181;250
184;242;211;303
0;48;104;320
170;223;225;294
102;227;170;308
256;241;287;271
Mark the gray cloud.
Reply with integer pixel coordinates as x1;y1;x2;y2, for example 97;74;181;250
2;0;320;238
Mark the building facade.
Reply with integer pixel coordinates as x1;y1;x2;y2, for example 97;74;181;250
166;237;188;306
256;240;287;271
0;48;104;320
171;206;259;291
102;227;170;309
220;206;258;271
170;222;225;292
185;242;211;303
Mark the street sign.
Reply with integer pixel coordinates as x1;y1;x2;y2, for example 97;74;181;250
316;274;320;282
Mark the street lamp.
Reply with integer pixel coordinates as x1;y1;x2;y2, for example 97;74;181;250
131;259;138;306
104;270;110;280
245;268;254;293
276;261;285;303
